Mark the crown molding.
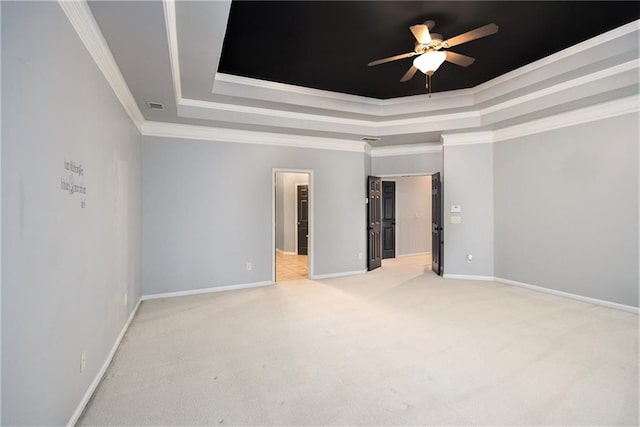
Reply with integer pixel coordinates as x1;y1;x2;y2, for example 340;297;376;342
479;60;639;116
144;95;638;152
441;131;494;146
440;95;639;146
179;97;483;133
474;19;640;93
493;95;639;142
141;121;367;152
370;143;442;157
215;73;385;105
162;0;181;104
57;0;144;130
195;52;637;135
215;72;475;107
179;98;373;126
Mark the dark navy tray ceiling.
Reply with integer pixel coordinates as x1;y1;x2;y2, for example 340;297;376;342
218;1;639;99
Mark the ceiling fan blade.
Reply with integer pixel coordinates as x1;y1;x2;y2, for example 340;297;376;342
443;23;499;48
400;65;418;82
445;51;476;67
368;52;417;66
410;24;431;44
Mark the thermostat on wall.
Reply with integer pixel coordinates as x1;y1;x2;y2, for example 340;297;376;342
451;205;461;213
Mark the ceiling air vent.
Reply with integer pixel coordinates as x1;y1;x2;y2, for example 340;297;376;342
361;136;380;143
146;101;165;110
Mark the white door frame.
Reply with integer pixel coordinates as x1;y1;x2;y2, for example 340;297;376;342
272;169;314;283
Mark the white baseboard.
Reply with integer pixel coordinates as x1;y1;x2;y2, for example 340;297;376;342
494;277;639;315
397;252;431;258
141;281;274;301
67;298;142;427
442;274;638;314
276;248;297;255
311;269;367;280
443;273;495;281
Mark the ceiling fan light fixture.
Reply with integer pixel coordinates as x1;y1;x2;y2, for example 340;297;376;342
413;51;447;75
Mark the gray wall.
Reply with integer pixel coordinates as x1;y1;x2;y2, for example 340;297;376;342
494;113;639;306
443;143;494;277
142;137;367;294
394;176;432;256
275;172;308;253
2;3;142;425
372;151;442;176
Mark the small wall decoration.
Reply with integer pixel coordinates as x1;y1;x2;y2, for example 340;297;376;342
60;159;87;208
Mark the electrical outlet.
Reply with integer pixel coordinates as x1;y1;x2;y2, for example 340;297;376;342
466;254;474;263
246;262;252;271
80;350;86;372
358;252;363;260
124;292;128;306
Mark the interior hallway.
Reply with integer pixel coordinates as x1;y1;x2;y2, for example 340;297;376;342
276;252;308;282
79;255;638;425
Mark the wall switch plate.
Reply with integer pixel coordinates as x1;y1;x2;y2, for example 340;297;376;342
450;216;461;224
451;205;461;213
80;350;86;372
246;262;252;271
124;292;128;306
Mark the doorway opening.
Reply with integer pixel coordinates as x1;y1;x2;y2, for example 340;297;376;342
368;174;435;271
273;170;313;283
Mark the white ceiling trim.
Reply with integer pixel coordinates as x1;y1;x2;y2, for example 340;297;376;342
162;0;181;105
179;98;374;126
58;0;144;130
440;95;640;146
475;19;640;93
203;59;638;128
190;29;638;136
479;60;639;116
493;94;640;142
141;95;638;152
441;131;495;146
370;143;442;157
179;97;481;129
215;73;387;106
141;121;367;152
214;72;476;113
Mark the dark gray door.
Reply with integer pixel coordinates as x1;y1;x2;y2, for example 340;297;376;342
431;173;443;275
382;181;396;259
367;176;382;270
297;185;308;255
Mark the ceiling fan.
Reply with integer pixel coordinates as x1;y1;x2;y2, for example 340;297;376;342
368;20;499;96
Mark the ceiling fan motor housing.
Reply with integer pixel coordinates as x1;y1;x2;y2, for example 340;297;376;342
414;39;444;54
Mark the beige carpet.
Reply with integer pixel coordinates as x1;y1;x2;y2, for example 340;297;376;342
79;256;639;425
